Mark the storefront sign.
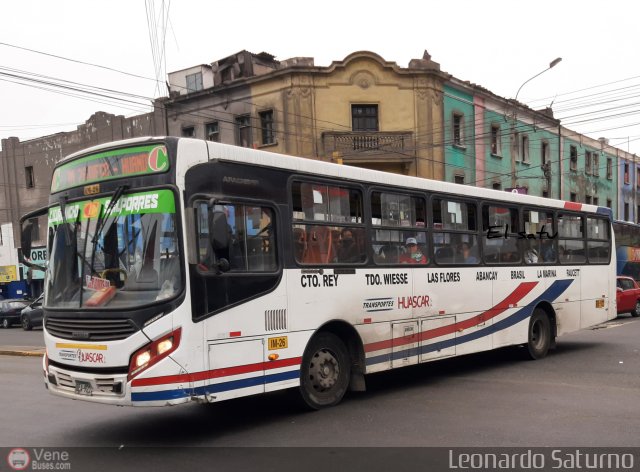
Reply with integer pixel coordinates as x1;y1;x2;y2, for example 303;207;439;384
0;265;18;282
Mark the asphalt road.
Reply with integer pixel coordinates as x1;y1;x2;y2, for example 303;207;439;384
1;315;639;448
0;325;44;349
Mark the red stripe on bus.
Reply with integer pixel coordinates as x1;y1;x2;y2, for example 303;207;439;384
131;356;302;387
364;282;538;353
563;202;582;211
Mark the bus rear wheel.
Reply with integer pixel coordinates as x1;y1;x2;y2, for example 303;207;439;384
526;309;551;360
299;333;350;410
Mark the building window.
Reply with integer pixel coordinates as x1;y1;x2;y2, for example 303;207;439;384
624;203;630;221
607;158;613;179
259;110;275;145
570;192;577;202
491;124;501;155
25;166;34;188
637;167;640;188
186;72;203;93
624;163;630;184
453;113;464;146
541;141;549;165
520;135;529;163
542;190;549;198
205;122;220;142
593;197;599;206
492;182;502;191
182;126;195;137
570;145;577;171
585;195;592;205
454;175;464;185
593;154;599;176
585;151;592;175
235;115;252;148
607;198;612;209
352;105;379;132
221;68;233;83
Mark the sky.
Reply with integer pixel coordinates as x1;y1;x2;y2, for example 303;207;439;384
2;0;640;154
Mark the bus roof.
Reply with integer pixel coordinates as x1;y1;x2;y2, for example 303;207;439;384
57;136;610;217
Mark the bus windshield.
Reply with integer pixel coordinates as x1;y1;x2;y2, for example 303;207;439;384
45;189;182;309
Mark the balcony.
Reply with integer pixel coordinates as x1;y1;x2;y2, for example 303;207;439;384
322;131;414;164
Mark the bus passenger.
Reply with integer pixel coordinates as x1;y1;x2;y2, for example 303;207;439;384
337;229;361;263
459;242;478;263
400;237;427;264
524;241;539;264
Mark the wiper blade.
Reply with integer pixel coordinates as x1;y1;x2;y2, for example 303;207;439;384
92;185;128;245
58;195;73;245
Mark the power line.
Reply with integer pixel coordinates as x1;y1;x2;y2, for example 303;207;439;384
4;41;640;182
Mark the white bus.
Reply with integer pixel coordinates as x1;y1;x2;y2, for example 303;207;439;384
21;137;616;409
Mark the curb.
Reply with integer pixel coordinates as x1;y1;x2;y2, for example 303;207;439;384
0;348;45;357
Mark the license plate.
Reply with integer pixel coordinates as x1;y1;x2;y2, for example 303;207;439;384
75;380;93;396
268;336;288;350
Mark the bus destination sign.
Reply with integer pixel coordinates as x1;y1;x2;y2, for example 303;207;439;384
51;144;169;193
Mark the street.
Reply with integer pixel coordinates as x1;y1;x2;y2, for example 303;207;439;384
1;316;639;448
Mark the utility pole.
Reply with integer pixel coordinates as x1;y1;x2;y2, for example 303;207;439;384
511;58;562;189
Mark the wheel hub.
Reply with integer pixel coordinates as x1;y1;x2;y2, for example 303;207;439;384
309;349;339;391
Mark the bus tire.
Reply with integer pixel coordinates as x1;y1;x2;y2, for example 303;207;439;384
526;309;551;360
299;332;350;410
632;300;640;317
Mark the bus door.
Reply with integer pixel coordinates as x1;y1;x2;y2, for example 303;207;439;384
580;216;612;326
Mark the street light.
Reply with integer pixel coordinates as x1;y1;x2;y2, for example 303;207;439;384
515;57;562;102
510;57;562;189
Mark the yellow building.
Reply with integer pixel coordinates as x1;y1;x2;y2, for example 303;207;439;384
165;50;449;180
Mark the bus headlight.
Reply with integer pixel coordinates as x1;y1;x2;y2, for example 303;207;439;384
134;350;152;368
128;327;182;381
157;338;174;355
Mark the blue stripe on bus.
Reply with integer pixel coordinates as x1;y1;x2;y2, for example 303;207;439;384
131;369;300;402
365;279;574;366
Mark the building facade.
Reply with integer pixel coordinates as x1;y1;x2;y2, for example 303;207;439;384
1;49;639;294
164;50;449;180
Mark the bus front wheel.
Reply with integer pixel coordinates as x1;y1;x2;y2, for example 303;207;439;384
526;310;551;360
299;333;350;410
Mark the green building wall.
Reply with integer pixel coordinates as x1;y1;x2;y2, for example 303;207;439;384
443;85;475;184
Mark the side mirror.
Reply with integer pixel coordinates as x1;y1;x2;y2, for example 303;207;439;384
617;287;623;293
209;209;230;251
19;206;49;272
216;258;230;273
21;221;34;257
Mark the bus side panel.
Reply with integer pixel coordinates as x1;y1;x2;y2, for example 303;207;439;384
580;265;615;327
492;266;544;349
198;274;303;399
206;339;265;401
422;267;493;357
555;266;582;336
358;323;392;373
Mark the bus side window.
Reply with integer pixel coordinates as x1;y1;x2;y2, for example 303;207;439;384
293;227;306;263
